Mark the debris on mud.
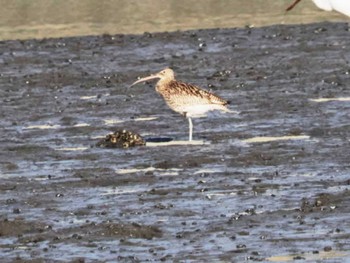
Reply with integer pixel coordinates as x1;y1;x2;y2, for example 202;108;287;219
96;130;146;148
299;191;347;213
94;222;162;240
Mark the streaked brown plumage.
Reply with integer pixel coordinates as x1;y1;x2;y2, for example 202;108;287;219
130;68;230;141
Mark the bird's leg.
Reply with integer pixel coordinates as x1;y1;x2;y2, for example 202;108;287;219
188;117;193;141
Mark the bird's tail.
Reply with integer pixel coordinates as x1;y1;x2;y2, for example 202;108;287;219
220;105;239;114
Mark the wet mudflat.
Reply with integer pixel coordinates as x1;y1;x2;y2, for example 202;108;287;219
1;22;350;262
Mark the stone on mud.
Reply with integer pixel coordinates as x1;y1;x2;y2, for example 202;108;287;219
96;130;146;148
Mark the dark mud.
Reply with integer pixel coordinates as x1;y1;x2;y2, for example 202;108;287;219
1;22;350;262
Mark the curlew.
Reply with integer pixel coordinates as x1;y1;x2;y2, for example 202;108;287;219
286;0;350;17
130;68;231;141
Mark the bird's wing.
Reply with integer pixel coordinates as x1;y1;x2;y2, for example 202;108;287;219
168;81;228;105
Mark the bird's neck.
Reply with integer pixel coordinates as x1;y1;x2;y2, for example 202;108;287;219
156;78;174;93
157;78;173;87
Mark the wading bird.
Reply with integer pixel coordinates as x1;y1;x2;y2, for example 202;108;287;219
130;68;230;141
286;0;350;17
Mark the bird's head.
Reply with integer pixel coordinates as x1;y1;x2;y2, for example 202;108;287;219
130;68;175;87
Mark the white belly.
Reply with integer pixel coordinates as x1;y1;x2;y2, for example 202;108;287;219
177;104;229;117
313;0;350;16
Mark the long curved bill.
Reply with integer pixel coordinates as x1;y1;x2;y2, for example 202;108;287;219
129;74;159;87
286;0;301;11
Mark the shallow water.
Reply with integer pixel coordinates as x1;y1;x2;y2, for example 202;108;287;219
1;22;350;262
